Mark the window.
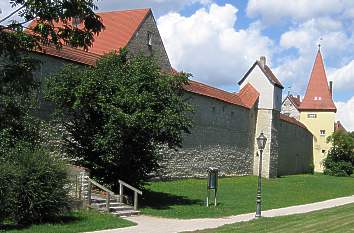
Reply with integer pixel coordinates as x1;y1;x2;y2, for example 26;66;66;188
147;32;152;46
307;113;317;118
322;150;326;153
320;130;326;136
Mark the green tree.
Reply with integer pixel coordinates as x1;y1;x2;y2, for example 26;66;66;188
0;0;104;148
323;131;354;176
45;51;193;188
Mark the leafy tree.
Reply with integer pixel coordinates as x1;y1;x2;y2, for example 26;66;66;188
0;0;104;148
44;51;193;188
323;131;354;176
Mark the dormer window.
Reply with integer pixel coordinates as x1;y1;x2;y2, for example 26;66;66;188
147;32;152;46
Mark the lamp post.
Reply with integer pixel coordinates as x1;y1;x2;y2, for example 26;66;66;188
255;132;267;218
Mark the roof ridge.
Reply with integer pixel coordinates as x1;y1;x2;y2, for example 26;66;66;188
96;8;151;15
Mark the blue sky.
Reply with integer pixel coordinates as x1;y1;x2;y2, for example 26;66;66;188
1;0;353;130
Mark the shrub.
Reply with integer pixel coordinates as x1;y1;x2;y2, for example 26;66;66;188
323;158;353;177
323;131;354;177
0;161;18;223
0;143;70;225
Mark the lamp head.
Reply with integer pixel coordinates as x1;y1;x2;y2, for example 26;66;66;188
257;132;267;150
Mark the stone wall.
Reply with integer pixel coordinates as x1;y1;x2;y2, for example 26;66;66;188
127;13;171;71
276;118;313;176
158;92;257;179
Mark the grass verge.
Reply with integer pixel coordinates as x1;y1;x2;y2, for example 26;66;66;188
1;209;135;233
141;174;354;219
190;203;354;233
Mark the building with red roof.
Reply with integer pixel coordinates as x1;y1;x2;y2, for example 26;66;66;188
281;48;339;172
27;8;314;179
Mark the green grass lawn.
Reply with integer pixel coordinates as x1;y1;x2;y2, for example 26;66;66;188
141;174;354;219
190;203;354;233
1;209;135;233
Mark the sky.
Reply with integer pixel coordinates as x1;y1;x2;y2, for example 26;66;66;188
1;0;354;130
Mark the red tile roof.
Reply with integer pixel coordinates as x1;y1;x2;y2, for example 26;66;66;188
283;94;301;109
334;121;347;132
299;50;336;112
279;113;308;129
28;8;151;61
184;80;247;108
288;95;301;108
238;83;260;108
34;44;101;66
238;61;284;89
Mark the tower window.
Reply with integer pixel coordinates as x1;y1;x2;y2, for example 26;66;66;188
320;130;326;136
307;113;317;118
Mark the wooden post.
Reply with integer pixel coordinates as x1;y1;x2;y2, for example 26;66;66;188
87;180;92;206
75;175;78;198
119;183;123;202
106;192;110;212
78;176;82;200
134;191;138;210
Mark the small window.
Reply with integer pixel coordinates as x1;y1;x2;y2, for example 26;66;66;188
322;150;326;153
212;106;216;112
307;114;317;118
320;130;326;136
147;32;152;46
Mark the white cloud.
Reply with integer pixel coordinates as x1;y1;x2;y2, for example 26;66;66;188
157;3;273;88
329;60;354;92
336;96;354;131
246;0;348;23
0;1;23;24
274;17;354;94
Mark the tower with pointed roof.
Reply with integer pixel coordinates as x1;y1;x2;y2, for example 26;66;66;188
298;49;336;172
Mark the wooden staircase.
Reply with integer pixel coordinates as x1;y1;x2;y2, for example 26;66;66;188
72;174;143;217
90;195;140;217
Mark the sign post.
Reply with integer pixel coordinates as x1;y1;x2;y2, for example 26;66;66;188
206;167;218;207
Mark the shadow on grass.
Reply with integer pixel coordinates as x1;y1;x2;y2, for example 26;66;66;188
141;190;203;210
0;215;80;231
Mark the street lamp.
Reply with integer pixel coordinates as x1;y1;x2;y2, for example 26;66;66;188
255;132;267;218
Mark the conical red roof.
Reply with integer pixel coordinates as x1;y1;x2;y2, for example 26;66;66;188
299;50;336;112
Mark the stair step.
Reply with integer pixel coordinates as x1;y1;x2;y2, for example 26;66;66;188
109;206;135;212
112;210;140;217
92;202;125;208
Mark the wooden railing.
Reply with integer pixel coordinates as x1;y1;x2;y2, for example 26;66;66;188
87;177;117;212
85;178;143;211
119;179;143;210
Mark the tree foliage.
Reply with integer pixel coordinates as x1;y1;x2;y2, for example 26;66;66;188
45;51;193;188
0;0;103;148
323;131;354;176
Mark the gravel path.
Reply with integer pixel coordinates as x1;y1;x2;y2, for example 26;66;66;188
87;195;354;233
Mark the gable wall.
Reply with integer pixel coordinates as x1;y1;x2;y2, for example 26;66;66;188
281;98;300;120
127;13;172;71
240;66;275;110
